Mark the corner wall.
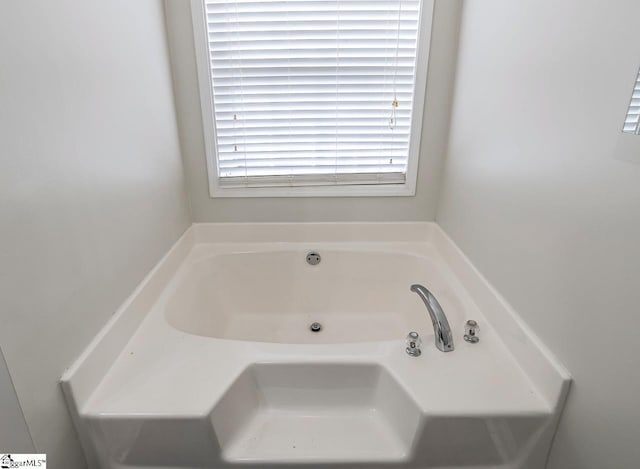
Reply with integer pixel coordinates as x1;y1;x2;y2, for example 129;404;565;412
164;0;462;222
0;0;191;465
436;1;640;467
0;347;33;452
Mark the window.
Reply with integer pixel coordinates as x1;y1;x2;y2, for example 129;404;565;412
191;0;433;197
623;66;640;135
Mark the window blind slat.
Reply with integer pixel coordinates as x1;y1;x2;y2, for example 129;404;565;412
210;40;417;52
204;0;421;183
623;69;640;134
218;143;410;150
215;124;411;132
209;31;419;43
206;1;420;13
220;166;408;178
214;110;413;120
210;67;415;78
219;158;408;168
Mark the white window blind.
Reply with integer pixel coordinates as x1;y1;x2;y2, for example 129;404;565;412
623;67;640;134
203;0;423;188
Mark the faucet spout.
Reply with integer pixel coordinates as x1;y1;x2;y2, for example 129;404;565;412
410;284;454;352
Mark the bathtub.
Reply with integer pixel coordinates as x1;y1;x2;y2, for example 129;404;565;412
61;223;570;469
166;249;462;344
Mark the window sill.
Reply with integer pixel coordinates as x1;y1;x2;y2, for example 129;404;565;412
209;183;417;198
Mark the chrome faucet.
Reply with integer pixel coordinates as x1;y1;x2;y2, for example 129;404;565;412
410;284;454;352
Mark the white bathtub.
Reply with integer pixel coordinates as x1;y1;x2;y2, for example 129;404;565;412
61;223;570;469
166;249;462;344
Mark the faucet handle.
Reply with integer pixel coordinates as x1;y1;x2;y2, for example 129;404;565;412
464;320;480;343
405;331;422;357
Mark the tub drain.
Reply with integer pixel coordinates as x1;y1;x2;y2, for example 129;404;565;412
310;322;322;332
306;252;321;266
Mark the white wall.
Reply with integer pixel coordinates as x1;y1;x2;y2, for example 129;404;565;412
163;0;462;222
0;347;33;452
436;1;640;468
0;0;191;466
